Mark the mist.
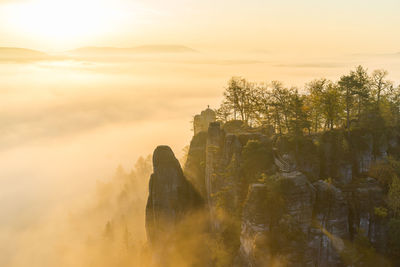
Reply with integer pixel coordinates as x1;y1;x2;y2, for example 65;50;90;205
1;50;400;266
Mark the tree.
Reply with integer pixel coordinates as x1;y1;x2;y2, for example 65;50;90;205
103;221;114;241
352;65;371;120
267;81;292;134
288;89;310;135
320;83;343;130
115;165;126;180
306;79;342;131
371;69;392;107
217;66;398;134
306;79;328;132
216;100;233;122
252;83;272;126
241;140;273;181
134;155;152;179
338;66;371;130
123;224;133;251
338;75;353;131
384;84;400;126
223;77;257;124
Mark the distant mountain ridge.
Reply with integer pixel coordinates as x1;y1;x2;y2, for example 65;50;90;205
0;45;198;62
69;45;198;55
0;47;49;61
0;47;47;55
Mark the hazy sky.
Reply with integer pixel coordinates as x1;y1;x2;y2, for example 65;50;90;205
0;0;399;54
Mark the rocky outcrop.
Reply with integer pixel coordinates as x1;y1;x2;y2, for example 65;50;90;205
205;122;225;225
239;172;316;266
221;128;392;266
205;122;243;230
318;131;353;184
346;178;388;250
238;174;389;267
355;133;374;174
145;145;203;245
184;132;208;197
237;184;269;266
204;122;273;230
275;130;393;184
147;122;397;266
310;181;349;266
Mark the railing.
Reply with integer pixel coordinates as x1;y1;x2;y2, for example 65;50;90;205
272;134;292;172
273;148;291;172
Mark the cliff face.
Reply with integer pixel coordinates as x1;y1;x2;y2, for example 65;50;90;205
145;145;203;245
184;132;208;198
239;171;316;266
346;178;387;250
204;122;273;231
147;124;398;266
311;181;349;266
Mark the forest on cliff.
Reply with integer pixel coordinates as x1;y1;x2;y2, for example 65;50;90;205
216;66;399;134
190;65;400;266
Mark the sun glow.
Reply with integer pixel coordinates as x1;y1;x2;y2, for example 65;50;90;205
1;0;139;50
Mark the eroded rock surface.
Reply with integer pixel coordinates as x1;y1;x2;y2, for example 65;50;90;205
145;145;203;245
239;172;316;266
310;181;349;266
147;124;396;266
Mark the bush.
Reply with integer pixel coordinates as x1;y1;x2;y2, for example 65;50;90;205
368;157;400;191
241;139;273;183
341;229;390;266
374;207;388;218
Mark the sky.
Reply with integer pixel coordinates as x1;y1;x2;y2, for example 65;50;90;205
0;0;399;54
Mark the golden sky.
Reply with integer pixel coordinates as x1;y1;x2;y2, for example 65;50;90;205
0;0;399;54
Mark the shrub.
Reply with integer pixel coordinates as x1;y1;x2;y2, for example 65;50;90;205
368;157;400;191
241;139;273;182
374;207;388;218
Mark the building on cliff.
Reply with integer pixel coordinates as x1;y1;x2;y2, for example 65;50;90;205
193;106;216;135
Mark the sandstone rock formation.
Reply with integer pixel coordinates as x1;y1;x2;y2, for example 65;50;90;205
346;178;388;250
184;131;208;198
239;172;316;266
145;145;203;245
310;181;349;266
147;122;397;266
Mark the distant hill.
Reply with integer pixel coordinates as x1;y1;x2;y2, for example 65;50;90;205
132;45;197;53
0;47;50;61
350;51;400;58
69;45;198;55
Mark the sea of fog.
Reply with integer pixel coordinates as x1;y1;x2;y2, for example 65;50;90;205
0;52;399;266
